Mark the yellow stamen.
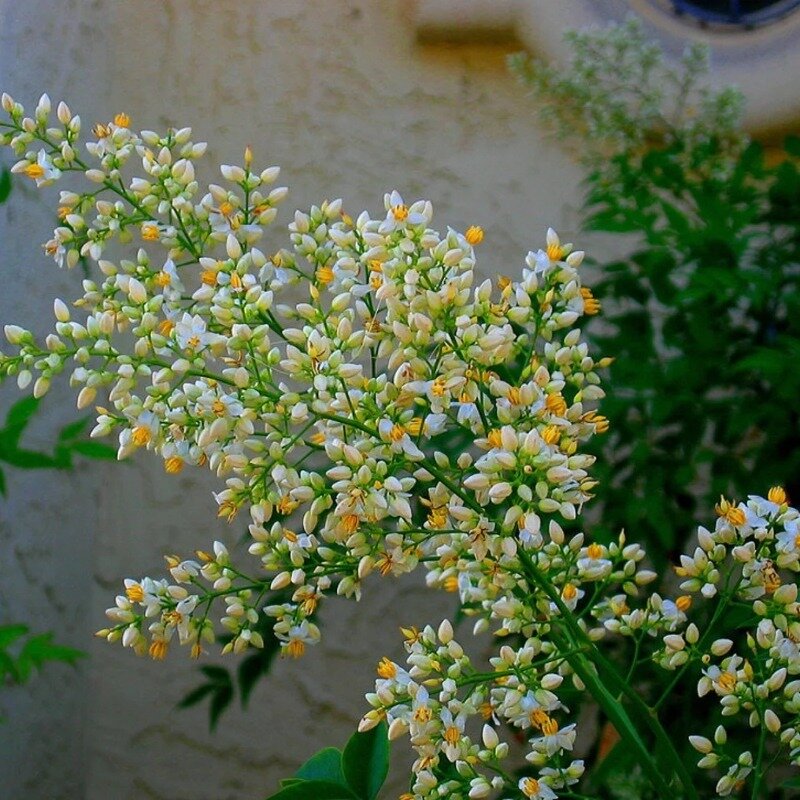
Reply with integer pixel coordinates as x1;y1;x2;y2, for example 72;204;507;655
342;514;360;534
405;418;423;436
164;456;184;474
390;423;406;442
391;204;408;222
545;393;567;417
715;497;746;526
286;639;305;659
92;122;111;138
23;163;45;180
507;387;521;405
113;112;131;128
125;583;144;603
465;225;484;245
443;575;459;592
277;496;298;515
583;409;609;433
217;500;239;521
443;726;460;746
541;425;561;446
158;319;175;336
676;595;692;612
562;584;578;601
427;507;448;528
414;705;432;723
717;672;736;692
581;286;601;315
431;377;447;397
400;625;421;645
141;223;159;241
132;426;151;446
377;657;397;679
487;429;503;449
541;718;559;736
316;265;334;285
546;242;563;261
521;778;541;798
769;486;787;505
587;543;604;560
148;639;168;660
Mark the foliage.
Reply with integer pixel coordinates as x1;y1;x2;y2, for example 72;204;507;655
511;20;800;572
177;594;314;730
264;721;389;799
0;395;116;494
0;167;107;718
4;93;800;799
0;623;84;685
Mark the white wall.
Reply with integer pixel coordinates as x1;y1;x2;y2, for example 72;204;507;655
0;2;589;798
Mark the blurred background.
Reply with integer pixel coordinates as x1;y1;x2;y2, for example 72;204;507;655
1;1;799;798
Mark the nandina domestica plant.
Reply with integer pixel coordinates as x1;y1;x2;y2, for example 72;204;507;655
1;93;799;799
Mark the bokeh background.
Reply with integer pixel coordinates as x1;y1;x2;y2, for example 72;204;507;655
1;1;799;798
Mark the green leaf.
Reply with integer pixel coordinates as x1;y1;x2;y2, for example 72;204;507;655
200;665;232;684
176;683;217;709
781;776;800;789
265;779;357;800
0;168;11;204
0;448;59;469
14;632;84;682
0;467;6;496
786;135;800;158
69;440;117;460
208;683;234;731
295;748;346;786
57;416;91;442
2;396;41;447
0;624;29;649
342;721;389;800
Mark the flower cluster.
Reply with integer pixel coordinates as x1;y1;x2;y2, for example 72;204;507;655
2;94;798;798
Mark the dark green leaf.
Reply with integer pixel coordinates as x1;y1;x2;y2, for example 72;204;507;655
0;448;59;469
176;683;217;709
264;779;357;800
208;683;234;731
15;633;84;682
0;168;10;204
0;467;6;496
786;135;800;158
2;396;41;447
342;721;389;800
57;416;91;442
0;624;29;649
200;665;232;685
69;440;117;460
295;748;346;786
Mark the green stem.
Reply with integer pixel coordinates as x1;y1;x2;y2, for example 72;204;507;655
517;548;698;800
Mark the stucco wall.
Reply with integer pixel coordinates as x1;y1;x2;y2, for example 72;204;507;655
0;2;596;798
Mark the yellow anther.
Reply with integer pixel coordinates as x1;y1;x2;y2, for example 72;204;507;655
465;225;484;245
376;657;397;679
